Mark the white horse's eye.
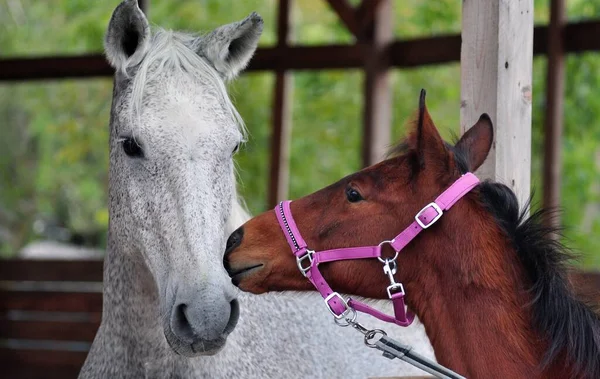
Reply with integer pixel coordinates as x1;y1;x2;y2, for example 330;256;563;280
232;143;240;155
122;137;144;158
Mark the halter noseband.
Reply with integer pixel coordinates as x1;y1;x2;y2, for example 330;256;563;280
275;172;480;327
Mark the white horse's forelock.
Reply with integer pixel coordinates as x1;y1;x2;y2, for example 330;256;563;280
128;28;246;140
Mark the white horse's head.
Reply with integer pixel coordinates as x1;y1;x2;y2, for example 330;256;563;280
104;0;260;356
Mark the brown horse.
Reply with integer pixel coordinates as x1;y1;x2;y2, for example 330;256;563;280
224;91;600;379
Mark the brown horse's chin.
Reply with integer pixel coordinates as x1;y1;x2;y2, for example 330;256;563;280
228;263;268;293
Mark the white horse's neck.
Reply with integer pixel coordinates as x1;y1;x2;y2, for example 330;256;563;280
80;235;198;378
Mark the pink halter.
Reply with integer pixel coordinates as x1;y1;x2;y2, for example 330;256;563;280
274;172;480;326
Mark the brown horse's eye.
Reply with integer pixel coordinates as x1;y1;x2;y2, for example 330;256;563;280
122;137;144;158
346;187;364;203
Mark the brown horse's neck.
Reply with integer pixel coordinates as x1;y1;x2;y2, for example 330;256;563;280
399;213;551;378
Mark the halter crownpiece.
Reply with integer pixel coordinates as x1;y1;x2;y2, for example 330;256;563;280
275;172;480;327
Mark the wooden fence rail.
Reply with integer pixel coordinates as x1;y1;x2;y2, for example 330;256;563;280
0;258;598;379
1;20;599;82
0;260;103;378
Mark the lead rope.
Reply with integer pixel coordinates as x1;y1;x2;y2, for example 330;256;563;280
334;258;467;379
340;318;466;379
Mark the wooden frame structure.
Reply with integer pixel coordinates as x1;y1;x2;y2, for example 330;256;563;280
0;0;596;210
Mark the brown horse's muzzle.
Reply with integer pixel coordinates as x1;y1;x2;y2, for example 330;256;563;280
224;225;263;287
223;211;313;293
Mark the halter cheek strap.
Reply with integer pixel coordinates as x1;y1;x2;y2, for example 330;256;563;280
275;172;480;327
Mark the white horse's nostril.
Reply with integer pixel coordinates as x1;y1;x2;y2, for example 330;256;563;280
169;289;235;345
171;303;195;343
224;299;240;335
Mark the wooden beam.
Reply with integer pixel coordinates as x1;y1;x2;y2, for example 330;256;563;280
0;291;102;313
388;35;460;68
325;0;360;37
0;54;113;81
245;44;368;71
460;0;534;206
361;0;392;167
0;319;100;342
267;0;293;208
0;348;88;378
1;21;600;81
0;260;103;282
542;0;566;229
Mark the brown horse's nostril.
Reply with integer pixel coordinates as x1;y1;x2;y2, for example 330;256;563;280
224;227;244;270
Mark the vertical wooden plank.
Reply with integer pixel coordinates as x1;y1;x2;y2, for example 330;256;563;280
460;0;534;206
361;0;392;167
355;0;385;33
267;0;293;207
542;0;566;228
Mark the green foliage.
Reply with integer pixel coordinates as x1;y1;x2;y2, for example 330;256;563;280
0;1;599;268
0;80;111;255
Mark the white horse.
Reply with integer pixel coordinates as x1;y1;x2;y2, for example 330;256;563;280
80;1;433;377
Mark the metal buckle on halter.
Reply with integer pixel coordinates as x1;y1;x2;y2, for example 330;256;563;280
324;292;353;319
386;282;405;299
296;249;315;277
415;202;443;229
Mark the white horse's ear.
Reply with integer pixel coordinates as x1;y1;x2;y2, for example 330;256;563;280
104;0;150;74
197;12;263;81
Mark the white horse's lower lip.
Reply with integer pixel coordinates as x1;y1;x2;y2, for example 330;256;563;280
165;330;228;357
190;336;227;356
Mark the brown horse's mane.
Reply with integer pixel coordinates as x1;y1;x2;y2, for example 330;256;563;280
388;133;600;378
476;182;600;377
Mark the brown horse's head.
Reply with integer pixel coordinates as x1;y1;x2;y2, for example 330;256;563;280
223;90;494;298
225;91;600;379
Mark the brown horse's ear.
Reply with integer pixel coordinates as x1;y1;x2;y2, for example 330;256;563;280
455;114;494;171
411;89;447;168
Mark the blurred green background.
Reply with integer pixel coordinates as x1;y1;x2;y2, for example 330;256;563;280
0;0;599;267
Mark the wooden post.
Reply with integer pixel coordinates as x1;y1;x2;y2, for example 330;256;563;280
267;0;293;208
355;0;385;32
542;0;566;228
460;0;534;206
361;0;392;166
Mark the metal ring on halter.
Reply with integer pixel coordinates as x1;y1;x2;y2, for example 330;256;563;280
364;329;387;348
333;307;357;327
377;240;399;263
